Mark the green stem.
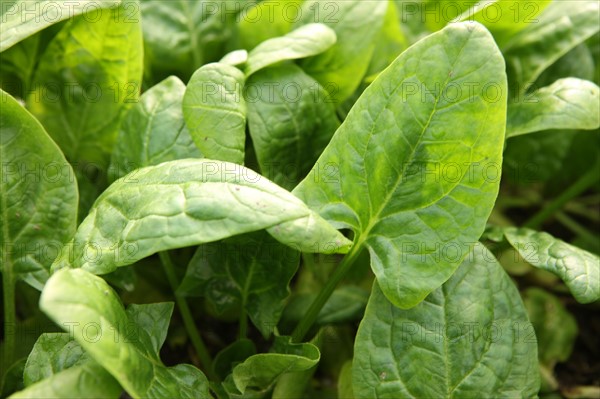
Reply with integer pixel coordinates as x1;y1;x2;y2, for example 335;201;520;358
291;247;361;343
555;212;599;247
159;252;216;381
2;266;16;366
238;311;248;340
524;166;599;229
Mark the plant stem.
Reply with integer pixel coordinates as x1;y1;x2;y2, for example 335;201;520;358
524;166;599;229
291;247;361;343
555;212;599;248
2;266;16;366
159;252;216;380
238;311;248;340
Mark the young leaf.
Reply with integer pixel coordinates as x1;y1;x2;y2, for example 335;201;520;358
504;227;600;303
294;22;507;308
353;244;540;398
295;0;388;102
26;0;143;168
110;76;201;181
52;159;351;275
246;64;340;189
178;231;300;338
10;333;122;399
0;0;121;51
507;78;600;137
244;23;336;77
183;63;247;164
39;268;209;398
220;50;249;67
213;339;257;381
503;0;600;94
0;90;78;290
228;336;320;395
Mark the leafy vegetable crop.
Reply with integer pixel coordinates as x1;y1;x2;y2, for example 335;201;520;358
1;1;599;398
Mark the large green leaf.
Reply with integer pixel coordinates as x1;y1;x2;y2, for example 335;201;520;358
10;333;121;399
40;268;209;398
227;336;320;395
183;63;247;164
178;231;300;338
353;245;540;398
0;89;78;289
246;64;340;189
507;78;600;137
26;0;143;168
504;0;600;94
0;0;120;51
110;76;201;181
294;22;507;308
52;159;351;275
244;23;336;77
295;0;388;102
504;227;600;303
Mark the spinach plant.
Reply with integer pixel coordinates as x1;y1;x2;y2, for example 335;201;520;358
1;1;599;398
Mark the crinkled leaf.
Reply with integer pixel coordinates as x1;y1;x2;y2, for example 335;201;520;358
0;90;78;289
507;78;600;137
504;227;600;303
39;268;209;398
246;64;340;189
231;336;320;394
523;288;578;368
126;303;173;356
294;22;507;308
244;23;336;77
0;0;121;51
52;159;351;274
110;76;201;181
295;0;388;102
23;334;88;385
26;0;143;168
504;0;600;94
353;244;540;398
183;63;247;164
178;231;300;338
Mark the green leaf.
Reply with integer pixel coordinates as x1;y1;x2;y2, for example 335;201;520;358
26;0;143;168
125;303;173;356
52;159;351;275
459;0;551;46
0;0;121;51
353;244;540;398
244;23;336;77
295;0;388;102
139;0;239;83
178;231;300;338
294;22;507;308
1;89;78;289
504;227;600;303
220;50;249;67
183;63;247;164
39;268;209;398
15;333;121;399
504;0;600;94
213;339;257;381
338;360;354;399
246;64;340;189
0;358;25;397
366;1;407;77
230;336;320;394
523;288;578;369
237;0;301;50
507;78;600;137
110;76;201;181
